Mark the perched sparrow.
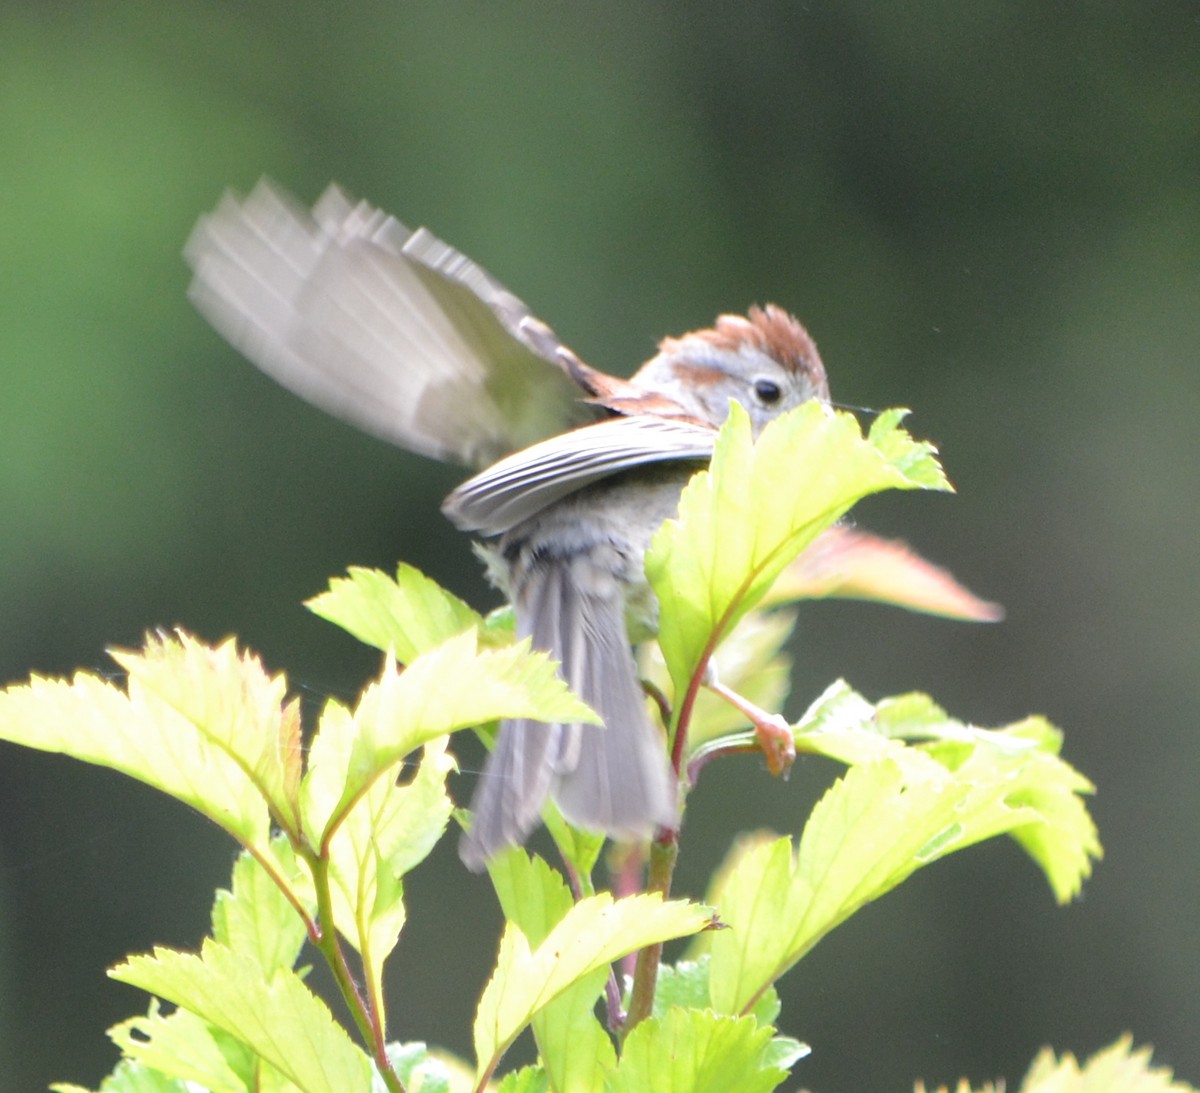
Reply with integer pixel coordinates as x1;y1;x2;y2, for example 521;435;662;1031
186;181;830;869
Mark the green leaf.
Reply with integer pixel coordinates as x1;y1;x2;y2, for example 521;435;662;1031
496;1067;551;1093
0;631;298;852
473;893;711;1078
108;1002;288;1093
868;407;949;487
708;705;1101;1013
487;851;616;1092
1016;1035;1198;1093
794;683;1101;903
790;679;911;766
790;680;1012;768
533;984;614;1093
541;806;607;880
326;738;455;1023
381;1042;462;1093
646;402;950;703
51;1057;195;1092
307;564;482;663
380;1043;480;1093
609;1008;787;1093
111;939;372;1093
301;631;596;849
488;850;574;945
652;958;713;1015
211;837;309;975
763;1035;810;1071
654;957;784;1028
110;632;303;834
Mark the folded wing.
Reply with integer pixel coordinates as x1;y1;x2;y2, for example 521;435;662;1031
442;415;716;534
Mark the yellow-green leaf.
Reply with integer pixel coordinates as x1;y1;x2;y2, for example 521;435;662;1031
709;705;1100;1014
647;402;950;702
307;564;481;663
487;851;616;1093
609;1008;786;1093
301;632;596;848
210;838;309;975
0;632;291;852
1016;1034;1197;1093
108;1003;282;1093
111;940;371;1093
324;739;455;1025
473;893;711;1078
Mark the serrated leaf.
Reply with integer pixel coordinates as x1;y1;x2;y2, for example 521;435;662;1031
473;893;711;1077
109;1003;286;1093
652;958;713;1015
763;1035;810;1070
487;851;616;1092
646;402;950;703
496;1067;551;1093
301;632;596;849
382;1044;479;1093
790;680;912;766
300;680;457;1024
381;1041;460;1093
790;681;1037;768
1017;1035;1197;1093
325;738;455;1023
51;1058;194;1092
211;837;309;975
653;955;788;1027
307;564;482;663
868;407;950;486
110;633;301;833
709;716;1101;1013
533;984;614;1093
0;632;294;852
488;851;574;945
542;805;607;879
609;1008;786;1093
111;939;372;1093
797;684;1101;903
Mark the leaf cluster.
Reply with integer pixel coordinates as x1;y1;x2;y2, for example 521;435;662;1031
0;405;1117;1092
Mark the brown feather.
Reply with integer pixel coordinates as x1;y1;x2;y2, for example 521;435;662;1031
657;304;829;398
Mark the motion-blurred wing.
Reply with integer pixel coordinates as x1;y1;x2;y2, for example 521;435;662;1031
186;179;595;466
443;415;716;534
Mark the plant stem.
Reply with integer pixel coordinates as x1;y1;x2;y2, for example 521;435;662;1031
622;647;713;1035
622;832;679;1033
305;849;407;1093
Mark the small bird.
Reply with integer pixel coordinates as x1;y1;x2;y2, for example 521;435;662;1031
186;181;830;869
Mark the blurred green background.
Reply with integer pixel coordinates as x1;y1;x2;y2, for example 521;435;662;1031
1;1;1197;1089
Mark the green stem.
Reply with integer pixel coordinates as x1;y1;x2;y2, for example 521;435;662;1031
305;848;406;1093
622;832;679;1034
622;647;713;1036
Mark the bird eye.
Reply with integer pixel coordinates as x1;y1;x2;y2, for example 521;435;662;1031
753;378;782;404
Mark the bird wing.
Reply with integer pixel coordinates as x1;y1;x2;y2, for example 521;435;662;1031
442;415;717;534
185;179;596;467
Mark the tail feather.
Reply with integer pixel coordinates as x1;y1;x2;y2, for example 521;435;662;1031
459;556;676;870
